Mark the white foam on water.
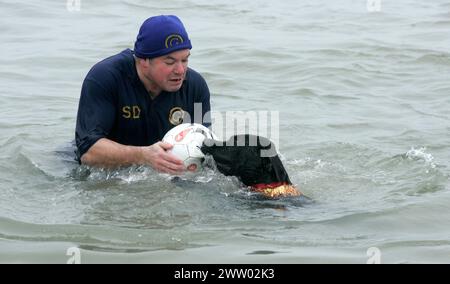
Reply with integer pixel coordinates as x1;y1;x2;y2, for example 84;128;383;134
405;147;436;169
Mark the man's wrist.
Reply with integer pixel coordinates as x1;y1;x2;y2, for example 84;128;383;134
126;145;145;165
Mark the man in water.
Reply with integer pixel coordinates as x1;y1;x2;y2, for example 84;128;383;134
75;15;211;174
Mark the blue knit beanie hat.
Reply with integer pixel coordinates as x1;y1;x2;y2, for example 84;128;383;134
134;15;192;59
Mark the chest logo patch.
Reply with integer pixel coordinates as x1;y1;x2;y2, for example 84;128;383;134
122;106;141;119
169;107;185;126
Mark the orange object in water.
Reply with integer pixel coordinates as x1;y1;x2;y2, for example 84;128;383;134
251;182;302;198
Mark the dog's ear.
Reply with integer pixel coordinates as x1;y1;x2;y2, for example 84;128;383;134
255;136;279;158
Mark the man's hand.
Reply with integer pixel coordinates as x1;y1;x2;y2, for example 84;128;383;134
141;142;185;174
80;138;185;174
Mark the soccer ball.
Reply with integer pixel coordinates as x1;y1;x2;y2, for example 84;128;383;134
162;123;217;172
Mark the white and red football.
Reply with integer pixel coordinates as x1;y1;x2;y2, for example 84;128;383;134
162;123;217;172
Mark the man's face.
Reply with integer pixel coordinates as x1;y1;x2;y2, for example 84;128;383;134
144;49;190;93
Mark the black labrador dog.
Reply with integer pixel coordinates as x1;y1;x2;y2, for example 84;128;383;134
201;135;302;198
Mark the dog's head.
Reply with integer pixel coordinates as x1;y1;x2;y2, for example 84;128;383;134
201;135;301;198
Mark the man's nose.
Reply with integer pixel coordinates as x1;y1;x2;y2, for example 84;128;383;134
173;62;185;75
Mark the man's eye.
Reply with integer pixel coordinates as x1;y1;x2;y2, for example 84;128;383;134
165;61;175;65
